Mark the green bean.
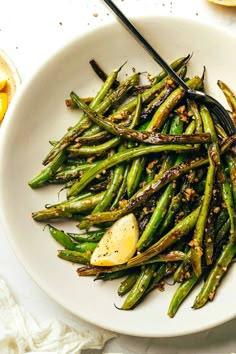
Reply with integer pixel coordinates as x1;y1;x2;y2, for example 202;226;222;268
68;101;134;211
204;209;215;266
220;134;236;154
73;103;211;147
145;263;168;295
136;182;175;251
75;130;111;145
89;59;120;87
45;192;94;209
68;229;106;243
217;80;236;125
68;143;197;198
146;76;202;131
49;140;57;146
43;67;122;166
127;98;145;152
121;265;156;310
153;118;198;237
28;150;67;188
161;120;171;134
128;110;198;201
138;120;151;131
193;241;236;309
188;100;203;133
215;219;230;245
204;182;221;265
81;112;134;138
173;249;192;283
220;167;236;242
128;206;200;267
169;114;184;135
113;63;186;123
47;224;75;250
78;157;208;227
94;71;140;113
65;96;94;108
156;169;198;237
88;178;110;193
138;74;182;124
215;123;228;140
118;272;140;296
168;272;199;317
152;55;191;85
145;166;156;184
64;157;87;166
78;72;140;137
67;136;120;156
82;123;106;137
95;269;130;281
74;242;97;253
127;147;173;198
110;164;130;210
187;99;203;150
77;251;187;277
49;161;99;183
129;94;142;129
68;93;140;160
57;249;91;264
32;191;106;221
190;105;220;276
91;151;126;214
136;115;187;251
185;120;196;135
226;153;236;205
126;157;145;198
157;189;183;236
112;76;169;120
149;250;187;262
126;83;185;198
215;208;229;233
201;105;221;148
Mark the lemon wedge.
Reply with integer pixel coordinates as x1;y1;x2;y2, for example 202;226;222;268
208;0;236;6
0;92;8;123
0;49;20;123
90;213;139;266
0;79;7;92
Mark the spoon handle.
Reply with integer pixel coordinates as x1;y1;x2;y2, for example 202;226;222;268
102;0;189;91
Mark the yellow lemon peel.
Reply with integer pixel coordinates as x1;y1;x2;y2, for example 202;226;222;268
0;50;20;123
90;213;139;266
208;0;236;6
0;79;7;92
0;92;8;123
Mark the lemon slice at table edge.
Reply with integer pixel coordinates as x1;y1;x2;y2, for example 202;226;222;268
0;92;8;123
0;49;20;123
0;79;7;92
90;213;139;266
208;0;236;6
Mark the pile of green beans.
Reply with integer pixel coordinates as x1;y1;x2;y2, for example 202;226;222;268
29;58;236;318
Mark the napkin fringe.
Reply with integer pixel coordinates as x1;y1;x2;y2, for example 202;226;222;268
0;279;115;354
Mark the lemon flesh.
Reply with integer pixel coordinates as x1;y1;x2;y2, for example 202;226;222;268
208;0;236;6
90;213;139;266
0;79;7;91
0;92;8;123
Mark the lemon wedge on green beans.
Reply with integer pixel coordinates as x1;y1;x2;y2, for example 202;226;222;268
90;213;139;266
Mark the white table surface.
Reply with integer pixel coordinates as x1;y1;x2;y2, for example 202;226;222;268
1;0;236;353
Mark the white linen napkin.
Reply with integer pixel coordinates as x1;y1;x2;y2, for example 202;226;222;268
0;278;115;354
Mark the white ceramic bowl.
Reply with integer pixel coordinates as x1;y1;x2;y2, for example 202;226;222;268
0;15;236;338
